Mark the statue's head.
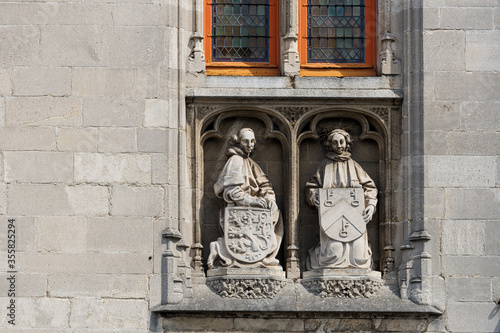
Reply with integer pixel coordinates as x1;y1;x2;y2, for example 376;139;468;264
229;128;256;155
325;129;352;154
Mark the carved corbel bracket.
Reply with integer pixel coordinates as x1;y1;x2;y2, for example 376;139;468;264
408;253;433;306
191;242;204;274
163;228;183;258
282;33;300;77
383;245;396;276
286;245;300;280
380;34;401;75
405;230;433;305
162;228;193;304
188;34;205;74
409;231;432;242
399;234;433;305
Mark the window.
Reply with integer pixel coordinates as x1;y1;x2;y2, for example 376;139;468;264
299;0;376;76
204;0;280;76
203;0;376;76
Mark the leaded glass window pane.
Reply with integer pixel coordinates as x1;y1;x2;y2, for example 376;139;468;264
307;0;365;63
211;0;270;62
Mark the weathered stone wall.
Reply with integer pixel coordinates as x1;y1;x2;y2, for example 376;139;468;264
162;313;437;333
0;0;498;332
0;0;186;330
422;1;500;332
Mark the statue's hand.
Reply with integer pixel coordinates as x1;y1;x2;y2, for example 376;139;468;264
267;200;278;211
249;197;267;208
312;191;320;209
363;204;375;223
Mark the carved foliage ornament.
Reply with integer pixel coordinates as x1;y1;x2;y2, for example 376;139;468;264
207;278;287;299
273;107;314;126
196;105;220;119
371;107;389;123
302;278;382;298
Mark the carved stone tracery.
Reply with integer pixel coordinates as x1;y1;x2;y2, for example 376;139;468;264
371;107;389;124
178;99;409;305
273;106;312;126
196;105;220;119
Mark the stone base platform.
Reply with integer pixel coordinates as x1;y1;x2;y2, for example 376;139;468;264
301;269;383;298
206;268;287;299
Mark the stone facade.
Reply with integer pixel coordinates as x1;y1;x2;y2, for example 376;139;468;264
0;1;498;333
421;1;500;332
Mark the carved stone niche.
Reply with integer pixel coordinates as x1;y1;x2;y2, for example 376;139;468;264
154;98;440;319
298;119;384;298
200;116;288;298
194;102;393;293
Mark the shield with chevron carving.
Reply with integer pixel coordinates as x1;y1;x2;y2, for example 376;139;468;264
318;188;366;242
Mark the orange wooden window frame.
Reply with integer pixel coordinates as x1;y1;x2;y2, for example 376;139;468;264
204;0;280;76
298;0;376;77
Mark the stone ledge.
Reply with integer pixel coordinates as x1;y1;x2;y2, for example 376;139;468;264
187;75;395;89
152;281;442;315
302;269;382;279
207;267;286;278
186;87;403;99
185;75;403;99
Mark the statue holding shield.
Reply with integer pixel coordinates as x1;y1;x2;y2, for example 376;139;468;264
207;128;283;270
305;129;378;271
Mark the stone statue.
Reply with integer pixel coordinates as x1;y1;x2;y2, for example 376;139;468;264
207;128;283;270
305;129;377;270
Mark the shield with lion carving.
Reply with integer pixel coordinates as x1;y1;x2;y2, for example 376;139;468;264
319;188;366;242
224;207;274;263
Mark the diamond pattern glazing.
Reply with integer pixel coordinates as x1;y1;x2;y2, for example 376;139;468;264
211;0;270;62
307;0;365;63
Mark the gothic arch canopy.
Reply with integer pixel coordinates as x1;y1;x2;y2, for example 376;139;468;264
156;96;439;316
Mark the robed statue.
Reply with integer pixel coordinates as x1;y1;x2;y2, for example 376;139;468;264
305;129;377;270
207;128;283;269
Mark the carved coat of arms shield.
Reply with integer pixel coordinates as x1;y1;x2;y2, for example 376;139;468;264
319;188;366;242
224;207;274;263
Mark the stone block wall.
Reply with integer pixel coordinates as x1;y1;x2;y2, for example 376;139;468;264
0;0;185;331
423;1;500;332
0;0;498;332
161;314;435;333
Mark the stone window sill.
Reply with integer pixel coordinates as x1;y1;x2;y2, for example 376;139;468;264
185;75;403;100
